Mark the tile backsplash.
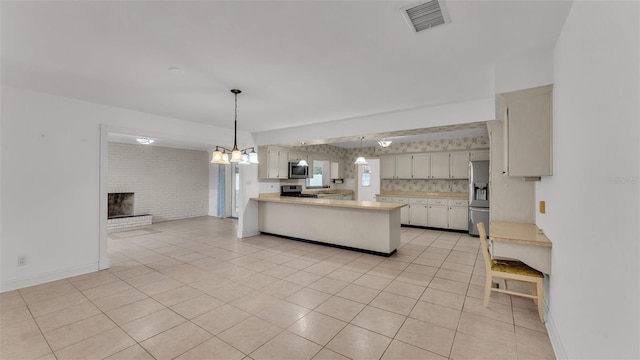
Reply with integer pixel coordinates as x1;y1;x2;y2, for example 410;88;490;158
381;179;468;193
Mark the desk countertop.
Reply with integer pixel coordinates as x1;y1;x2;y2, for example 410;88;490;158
490;221;552;247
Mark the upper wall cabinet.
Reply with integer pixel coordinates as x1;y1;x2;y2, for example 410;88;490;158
430;153;450;179
501;84;553;177
449;151;470;179
258;146;289;179
381;151;474;180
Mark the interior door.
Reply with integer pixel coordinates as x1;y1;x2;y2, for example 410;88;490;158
356;159;380;202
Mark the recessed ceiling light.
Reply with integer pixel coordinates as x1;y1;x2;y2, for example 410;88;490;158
168;66;185;75
136;137;155;145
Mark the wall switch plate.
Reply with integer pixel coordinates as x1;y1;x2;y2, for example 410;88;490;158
539;201;546;214
18;256;27;266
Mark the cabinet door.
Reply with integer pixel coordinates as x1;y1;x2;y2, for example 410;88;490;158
409;205;428;226
448;206;469;230
428;205;449;228
393;198;410;225
330;161;343;179
267;148;280;179
503;85;553;177
277;150;289;179
449;152;470;179
412;154;431;179
395;155;413;179
430;153;450;179
380;156;396;179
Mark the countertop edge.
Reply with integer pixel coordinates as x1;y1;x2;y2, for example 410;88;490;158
251;197;406;211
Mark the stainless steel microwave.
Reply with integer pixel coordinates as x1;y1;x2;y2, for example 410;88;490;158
288;162;309;179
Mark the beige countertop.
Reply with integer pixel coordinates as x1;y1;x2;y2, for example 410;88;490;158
251;196;406;211
490;221;552;247
377;191;468;200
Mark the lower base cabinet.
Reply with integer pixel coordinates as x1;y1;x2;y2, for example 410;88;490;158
377;196;469;231
448;206;469;230
427;205;449;228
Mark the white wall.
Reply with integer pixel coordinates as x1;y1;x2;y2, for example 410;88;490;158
537;2;640;358
0;86;251;291
486;121;536;223
495;47;554;95
108;142;209;222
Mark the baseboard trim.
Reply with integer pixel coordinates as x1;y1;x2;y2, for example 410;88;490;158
0;263;99;293
545;300;568;359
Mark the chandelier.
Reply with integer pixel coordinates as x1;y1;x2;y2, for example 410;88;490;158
211;89;258;165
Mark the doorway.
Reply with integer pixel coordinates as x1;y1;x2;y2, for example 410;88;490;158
356;158;380;202
231;163;240;218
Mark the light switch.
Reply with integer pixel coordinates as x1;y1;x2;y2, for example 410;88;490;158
539;201;546;214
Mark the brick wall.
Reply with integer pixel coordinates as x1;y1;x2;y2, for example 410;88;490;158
108;142;209;222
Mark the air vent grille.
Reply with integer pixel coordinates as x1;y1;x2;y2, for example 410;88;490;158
405;0;447;32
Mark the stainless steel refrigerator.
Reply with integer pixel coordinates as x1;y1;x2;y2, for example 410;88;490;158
469;160;490;236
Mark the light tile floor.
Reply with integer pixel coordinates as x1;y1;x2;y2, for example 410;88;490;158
0;217;556;359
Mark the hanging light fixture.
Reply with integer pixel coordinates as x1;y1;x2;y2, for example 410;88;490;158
211;89;259;165
354;136;368;165
297;142;309;167
378;138;392;148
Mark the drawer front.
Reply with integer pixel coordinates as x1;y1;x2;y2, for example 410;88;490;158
449;199;469;207
393;197;409;204
376;196;392;202
428;199;448;206
410;198;429;205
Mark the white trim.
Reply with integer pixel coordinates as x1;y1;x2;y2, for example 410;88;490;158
0;263;99;293
545;299;567;360
99;124;110;270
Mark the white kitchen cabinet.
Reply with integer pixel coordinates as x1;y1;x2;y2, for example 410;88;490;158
449;151;470;179
409;201;428;227
412;153;431;179
430;153;450;179
448;200;469;230
427;199;448;228
393;198;410;224
330;161;343;179
395;155;413;179
380;156;396;179
501;84;553;177
258;146;289;179
380;154;412;179
470;150;490;161
409;205;428;226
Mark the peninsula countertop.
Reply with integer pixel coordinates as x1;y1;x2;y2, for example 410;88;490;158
251;196;406;211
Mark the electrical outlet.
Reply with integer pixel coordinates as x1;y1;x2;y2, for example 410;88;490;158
18;256;27;266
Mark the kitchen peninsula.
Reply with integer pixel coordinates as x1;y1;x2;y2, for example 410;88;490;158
251;196;406;256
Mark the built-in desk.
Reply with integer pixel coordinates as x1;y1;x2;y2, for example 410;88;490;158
490;221;552;274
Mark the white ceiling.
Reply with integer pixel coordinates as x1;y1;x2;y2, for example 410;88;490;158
1;0;572;146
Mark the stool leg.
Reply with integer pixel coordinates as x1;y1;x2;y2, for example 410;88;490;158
483;274;492;308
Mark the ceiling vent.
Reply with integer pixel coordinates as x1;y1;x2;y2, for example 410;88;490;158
402;0;450;33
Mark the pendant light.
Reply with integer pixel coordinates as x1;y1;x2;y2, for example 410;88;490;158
354;136;368;165
211;89;259;165
297;142;309;167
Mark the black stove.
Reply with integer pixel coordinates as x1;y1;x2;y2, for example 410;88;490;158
280;185;318;198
